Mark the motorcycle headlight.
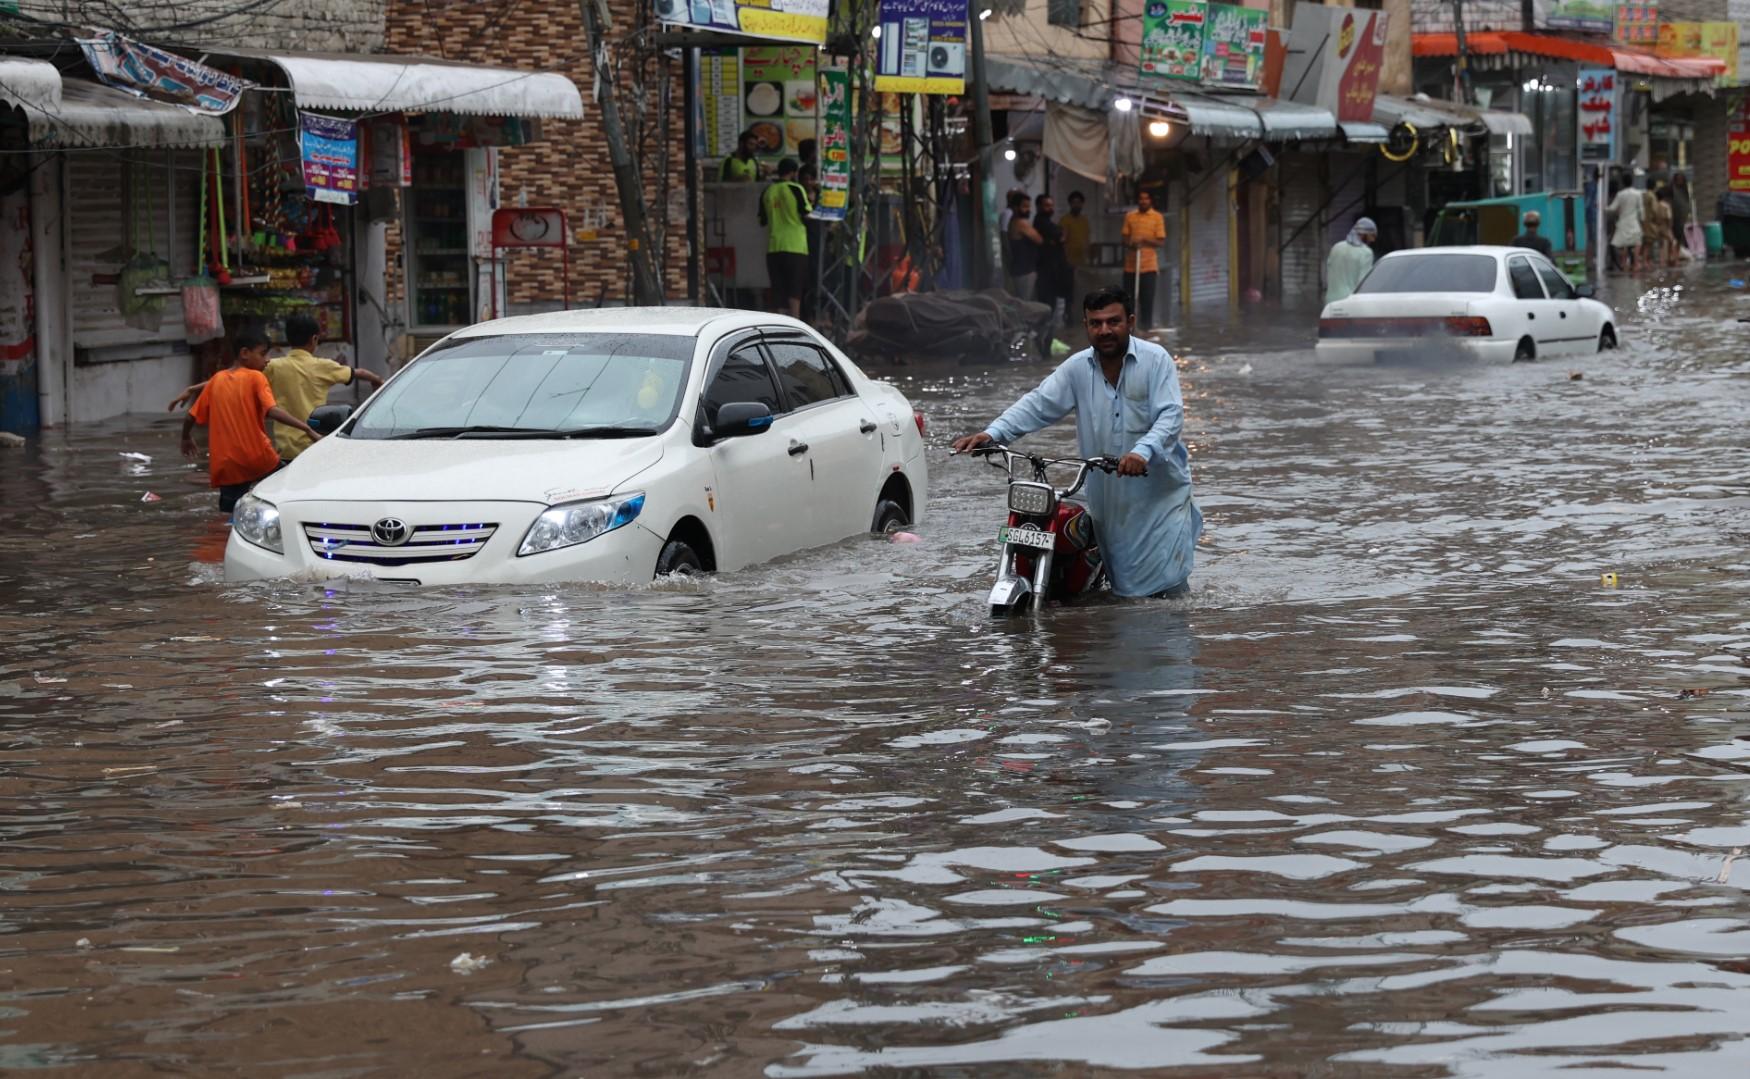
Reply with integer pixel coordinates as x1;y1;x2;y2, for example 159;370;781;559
518;492;645;557
232;493;283;554
1007;481;1056;517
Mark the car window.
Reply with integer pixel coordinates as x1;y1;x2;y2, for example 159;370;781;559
1533;261;1574;299
1507;257;1546;300
766;340;850;408
702;346;783;425
1353;253;1498;294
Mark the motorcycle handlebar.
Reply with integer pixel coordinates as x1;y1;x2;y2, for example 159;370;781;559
956;442;1128;496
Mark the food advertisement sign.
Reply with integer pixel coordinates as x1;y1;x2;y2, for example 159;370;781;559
815;63;851;220
1140;0;1207;81
1730;92;1750;194
873;0;967;94
655;0;828;45
1613;1;1658;44
1200;4;1266;89
739;46;817;160
1657;21;1738;83
701;48;744;160
1577;67;1616;163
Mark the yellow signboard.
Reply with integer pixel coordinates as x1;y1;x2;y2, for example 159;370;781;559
1656;21;1738;84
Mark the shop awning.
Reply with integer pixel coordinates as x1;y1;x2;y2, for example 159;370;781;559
983;56;1112;111
1373;93;1532;136
1172;92;1339;142
212;49;584;119
1412;32;1727;82
0;57;63;113
1;59;228;149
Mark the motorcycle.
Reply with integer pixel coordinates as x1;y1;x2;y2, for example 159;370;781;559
963;443;1118;616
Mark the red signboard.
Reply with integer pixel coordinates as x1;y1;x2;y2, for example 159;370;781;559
490;207;569;248
1335;10;1387;124
1731;93;1750;193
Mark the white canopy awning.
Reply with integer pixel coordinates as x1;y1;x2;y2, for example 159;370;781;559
216;49;584;119
1;58;227;149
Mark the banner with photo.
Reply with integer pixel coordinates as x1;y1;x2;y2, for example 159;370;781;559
1613;1;1658;45
78;32;249;114
1200;3;1267;89
1532;0;1613;34
656;0;828;45
1140;0;1207;81
873;0;967;94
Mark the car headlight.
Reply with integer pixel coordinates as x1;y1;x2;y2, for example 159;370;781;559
232;493;283;554
518;492;645;557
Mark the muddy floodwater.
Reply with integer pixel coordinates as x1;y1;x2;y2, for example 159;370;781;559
4;272;1750;1077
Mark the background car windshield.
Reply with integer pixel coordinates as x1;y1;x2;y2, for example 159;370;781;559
349;333;693;438
1354;254;1498;294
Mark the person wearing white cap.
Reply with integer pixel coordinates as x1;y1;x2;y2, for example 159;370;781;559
1326;216;1378;304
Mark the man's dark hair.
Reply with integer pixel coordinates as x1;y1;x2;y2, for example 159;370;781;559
284;314;320;347
1083;286;1132;316
1068;191;1085;204
738;129;757;146
1007;188;1027;210
798;138;817;161
234;325;270;352
777;157;799;177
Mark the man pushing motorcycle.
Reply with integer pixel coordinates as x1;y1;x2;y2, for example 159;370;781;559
952;287;1203;599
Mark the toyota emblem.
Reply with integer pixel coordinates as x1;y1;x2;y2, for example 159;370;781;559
371;517;411;547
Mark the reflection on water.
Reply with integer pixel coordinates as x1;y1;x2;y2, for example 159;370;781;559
3;268;1750;1076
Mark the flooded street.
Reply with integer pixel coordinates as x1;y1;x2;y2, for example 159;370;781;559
4;271;1750;1076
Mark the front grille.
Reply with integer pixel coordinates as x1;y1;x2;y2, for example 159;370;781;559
303;521;499;566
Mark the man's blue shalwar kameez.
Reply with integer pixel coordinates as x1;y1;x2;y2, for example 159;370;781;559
983;338;1202;597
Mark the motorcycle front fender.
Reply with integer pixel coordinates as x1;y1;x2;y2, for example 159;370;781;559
988;574;1031;610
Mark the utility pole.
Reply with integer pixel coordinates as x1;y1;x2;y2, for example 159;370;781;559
968;6;998;289
1451;0;1474;105
580;0;664;305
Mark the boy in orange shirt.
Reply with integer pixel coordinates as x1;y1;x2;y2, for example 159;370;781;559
180;327;322;512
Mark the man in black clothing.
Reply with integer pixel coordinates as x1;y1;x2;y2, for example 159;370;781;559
1033;195;1073;327
1510;211;1554;258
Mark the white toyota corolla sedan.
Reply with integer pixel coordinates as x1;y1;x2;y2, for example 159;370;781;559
224;309;928;585
1316;246;1617;363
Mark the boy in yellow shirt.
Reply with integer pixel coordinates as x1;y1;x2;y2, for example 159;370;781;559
169;315;383;460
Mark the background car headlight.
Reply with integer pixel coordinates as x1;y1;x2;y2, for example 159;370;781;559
518;492;645;557
232;494;283;553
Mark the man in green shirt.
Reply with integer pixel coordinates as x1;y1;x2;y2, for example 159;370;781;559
719;131;761;182
760;157;812;318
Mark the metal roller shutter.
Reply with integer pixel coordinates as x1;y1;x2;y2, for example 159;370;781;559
1278;153;1322;304
1186;168;1229;308
69;150;201;353
1326;152;1368;246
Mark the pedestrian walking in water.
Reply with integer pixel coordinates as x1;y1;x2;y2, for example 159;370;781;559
180;325;322;512
1122;190;1166;329
1033;194;1073;329
1005;193;1043;302
1607;182;1642;274
1325;216;1377;303
760;157;812;318
1671;172;1694;258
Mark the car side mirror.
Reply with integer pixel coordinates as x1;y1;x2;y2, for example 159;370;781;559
307;403;354;436
1573;283;1597;299
710;401;774;440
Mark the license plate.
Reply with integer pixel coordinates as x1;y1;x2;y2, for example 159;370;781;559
999;525;1056;551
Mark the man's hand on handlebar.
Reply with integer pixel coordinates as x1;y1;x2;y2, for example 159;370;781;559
1116;452;1149;477
951;431;994;455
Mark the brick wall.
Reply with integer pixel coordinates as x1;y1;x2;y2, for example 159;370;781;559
384;0;689;307
19;0;386;51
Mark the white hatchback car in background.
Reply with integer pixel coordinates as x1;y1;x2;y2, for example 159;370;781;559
223;309;928;585
1316;246;1617;363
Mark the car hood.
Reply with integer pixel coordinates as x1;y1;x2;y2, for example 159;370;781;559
256;434;665;505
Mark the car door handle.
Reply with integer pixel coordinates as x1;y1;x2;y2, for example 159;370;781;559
1560;311;1568;318
858;420;877;434
1527;313;1535;319
788;440;809;457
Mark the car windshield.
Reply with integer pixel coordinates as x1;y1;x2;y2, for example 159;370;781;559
1354;254;1499;294
348;332;694;440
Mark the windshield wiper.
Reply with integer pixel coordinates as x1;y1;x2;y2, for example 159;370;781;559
554;425;660;439
383;424;661;440
385;425;548;440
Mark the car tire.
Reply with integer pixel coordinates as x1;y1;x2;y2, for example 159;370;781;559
655;538;703;578
872;499;908;535
1598;327;1617;351
1513;337;1535;362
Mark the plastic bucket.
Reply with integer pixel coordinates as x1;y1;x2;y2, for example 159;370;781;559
1704;220;1724;255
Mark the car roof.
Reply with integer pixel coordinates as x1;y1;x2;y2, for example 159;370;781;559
1380;246;1533;261
449;307;811;339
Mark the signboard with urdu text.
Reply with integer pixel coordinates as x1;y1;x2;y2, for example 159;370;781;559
1200;4;1266;89
1613;2;1658;44
1280;3;1387;124
299;113;360;205
1730;93;1750;194
1140;0;1207;81
78;32;248;114
1532;0;1613;34
656;0;828;44
1577;67;1616;164
815;64;851;220
1656;21;1739;84
874;0;967;94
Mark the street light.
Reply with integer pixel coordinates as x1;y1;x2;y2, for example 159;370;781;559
979;7;992;18
871;25;881;38
1114;96;1134;112
1004;146;1017;161
1147;119;1171;139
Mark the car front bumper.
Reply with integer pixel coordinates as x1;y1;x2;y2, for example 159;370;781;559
223;499;666;585
1314;337;1522;364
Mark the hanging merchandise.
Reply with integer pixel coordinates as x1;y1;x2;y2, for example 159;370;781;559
299;112;360;205
184;155;224;345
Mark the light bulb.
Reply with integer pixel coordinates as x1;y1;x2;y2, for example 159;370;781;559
1114;97;1133;113
871;25;881;38
1004;147;1017;161
979;7;992;18
1147;120;1171;138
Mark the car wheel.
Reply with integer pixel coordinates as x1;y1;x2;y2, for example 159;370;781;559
871;499;908;535
655;538;703;577
1598;327;1617;351
1513;337;1535;362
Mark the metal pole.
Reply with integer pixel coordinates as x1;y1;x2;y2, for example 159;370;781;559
968;5;997;290
580;0;664;305
683;45;701;305
1452;0;1473;106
